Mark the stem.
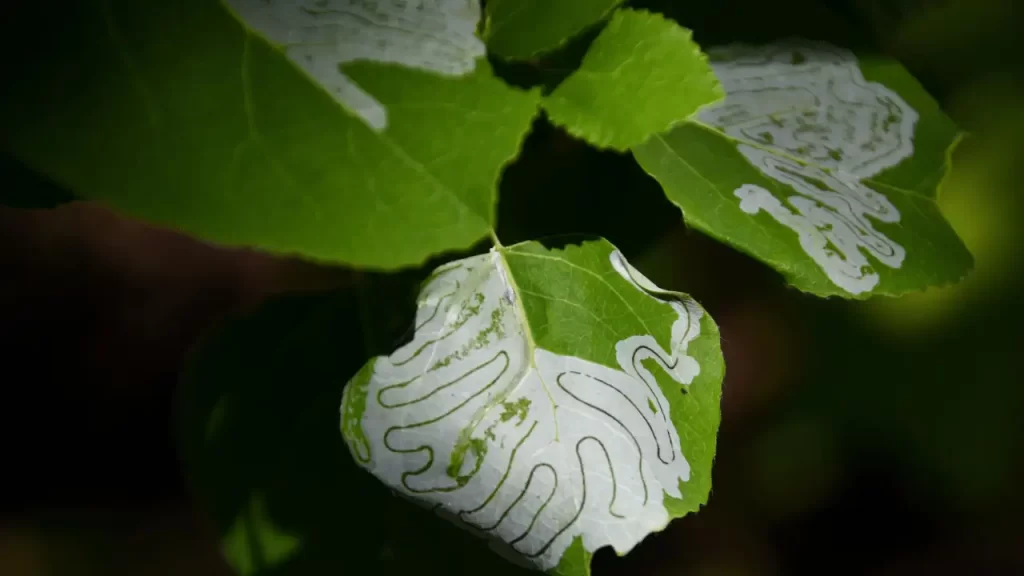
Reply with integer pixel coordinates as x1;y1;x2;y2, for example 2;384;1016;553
489;229;503;249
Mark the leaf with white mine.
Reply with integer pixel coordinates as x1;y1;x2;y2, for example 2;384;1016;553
632;40;973;298
341;238;724;575
1;0;538;268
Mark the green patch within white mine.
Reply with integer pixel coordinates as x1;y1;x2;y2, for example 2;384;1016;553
227;0;485;131
341;239;710;571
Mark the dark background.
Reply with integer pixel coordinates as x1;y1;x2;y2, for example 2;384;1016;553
2;0;1022;574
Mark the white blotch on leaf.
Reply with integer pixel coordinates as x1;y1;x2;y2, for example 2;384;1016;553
341;248;703;570
228;0;485;131
698;41;918;294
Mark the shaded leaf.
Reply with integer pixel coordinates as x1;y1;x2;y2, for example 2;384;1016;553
0;155;75;210
484;0;623;60
178;284;538;576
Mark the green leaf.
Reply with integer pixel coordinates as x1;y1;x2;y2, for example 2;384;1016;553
221;492;301;576
541;9;723;151
341;237;724;574
632;40;973;298
484;0;624;60
1;0;538;269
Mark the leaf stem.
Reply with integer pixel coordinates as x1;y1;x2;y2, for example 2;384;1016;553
489;229;504;249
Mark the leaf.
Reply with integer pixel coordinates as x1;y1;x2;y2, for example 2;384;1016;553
341;237;724;574
0;155;74;210
178;284;539;576
1;0;538;269
484;0;624;60
541;9;723;151
221;492;302;576
632;40;973;298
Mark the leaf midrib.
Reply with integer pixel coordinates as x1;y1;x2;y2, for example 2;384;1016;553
493;242;680;449
491;248;559;438
502;247;656;340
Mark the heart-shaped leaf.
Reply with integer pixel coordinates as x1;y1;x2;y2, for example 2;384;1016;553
342;237;724;574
